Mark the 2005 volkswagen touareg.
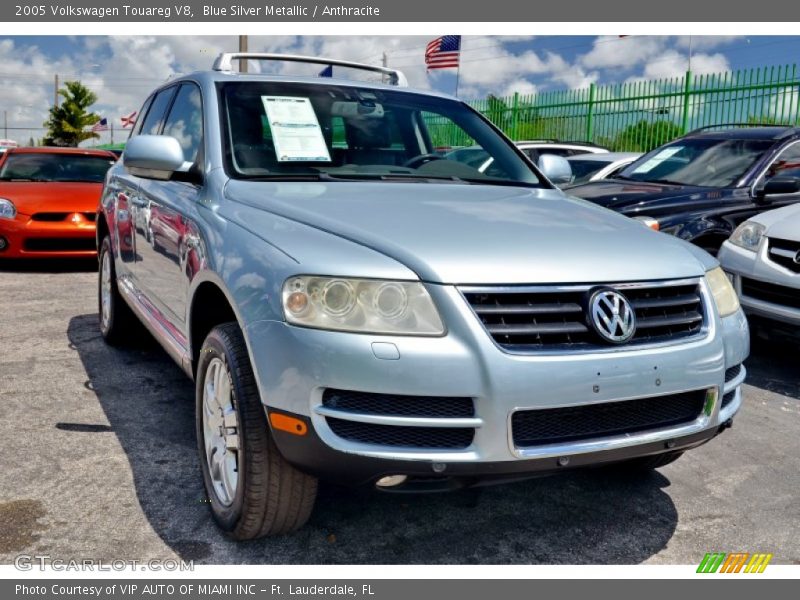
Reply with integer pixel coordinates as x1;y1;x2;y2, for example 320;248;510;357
97;53;749;539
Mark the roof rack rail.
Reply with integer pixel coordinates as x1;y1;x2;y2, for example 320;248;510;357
687;123;797;135
212;53;408;87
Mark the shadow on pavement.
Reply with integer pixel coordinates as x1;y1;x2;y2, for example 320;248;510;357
0;258;97;273
745;335;800;401
67;312;679;564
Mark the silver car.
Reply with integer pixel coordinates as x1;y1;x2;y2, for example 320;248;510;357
719;201;800;337
96;53;749;539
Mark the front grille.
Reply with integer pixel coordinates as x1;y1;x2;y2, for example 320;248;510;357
725;364;743;383
463;281;705;350
31;212;69;222
768;237;800;273
326;418;474;449
23;238;96;252
511;390;707;448
322;389;474;418
741;277;800;310
721;390;736;409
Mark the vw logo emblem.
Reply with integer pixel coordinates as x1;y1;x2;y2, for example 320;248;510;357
587;288;636;344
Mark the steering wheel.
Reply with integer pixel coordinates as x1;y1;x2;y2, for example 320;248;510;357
403;153;445;169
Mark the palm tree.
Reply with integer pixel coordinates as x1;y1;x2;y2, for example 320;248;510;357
43;81;101;147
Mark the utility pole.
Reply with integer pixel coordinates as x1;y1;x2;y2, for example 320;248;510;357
54;74;59;107
3;111;6;139
382;51;387;84
239;35;248;73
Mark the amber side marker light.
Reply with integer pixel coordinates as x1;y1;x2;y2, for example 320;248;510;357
269;412;308;436
633;216;660;231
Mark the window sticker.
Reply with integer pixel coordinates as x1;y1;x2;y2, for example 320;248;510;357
261;96;331;162
631;146;682;174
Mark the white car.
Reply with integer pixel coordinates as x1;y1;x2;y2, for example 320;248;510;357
446;141;608;181
566;152;642;186
719;201;800;339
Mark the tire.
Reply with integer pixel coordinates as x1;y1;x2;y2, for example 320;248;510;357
610;450;685;473
98;235;137;345
196;323;318;539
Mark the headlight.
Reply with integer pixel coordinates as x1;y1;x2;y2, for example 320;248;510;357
0;198;16;220
705;267;740;318
729;221;765;252
282;276;445;335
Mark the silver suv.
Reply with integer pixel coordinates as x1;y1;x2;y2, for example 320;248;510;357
97;53;749;539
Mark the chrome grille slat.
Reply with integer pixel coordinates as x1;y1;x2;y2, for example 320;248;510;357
767;237;800;273
635;312;703;329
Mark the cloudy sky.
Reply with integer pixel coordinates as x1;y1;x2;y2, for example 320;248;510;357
0;34;798;145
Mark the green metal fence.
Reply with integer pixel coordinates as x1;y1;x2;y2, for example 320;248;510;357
455;64;800;152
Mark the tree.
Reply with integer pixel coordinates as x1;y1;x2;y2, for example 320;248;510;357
611;120;683;152
43;81;101;147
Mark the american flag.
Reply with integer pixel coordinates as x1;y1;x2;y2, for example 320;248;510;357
91;118;109;132
120;111;137;128
425;35;461;70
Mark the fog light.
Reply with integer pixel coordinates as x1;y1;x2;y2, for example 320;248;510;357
376;475;407;488
0;237;7;251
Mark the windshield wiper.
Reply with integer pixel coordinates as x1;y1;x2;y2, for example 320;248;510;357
647;178;690;186
239;172;471;184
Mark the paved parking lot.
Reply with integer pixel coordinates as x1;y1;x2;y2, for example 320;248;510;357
1;259;798;565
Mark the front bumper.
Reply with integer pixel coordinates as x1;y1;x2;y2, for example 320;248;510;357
0;213;96;258
719;240;800;327
245;281;749;483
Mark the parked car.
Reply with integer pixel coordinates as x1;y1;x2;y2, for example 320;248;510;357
0;147;117;259
447;140;607;180
565;152;642;186
719;202;800;340
97;53;749;539
566;126;800;254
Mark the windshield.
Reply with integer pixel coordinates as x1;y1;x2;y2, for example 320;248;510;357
617;138;773;187
566;158;612;184
220;82;542;186
0;153;115;183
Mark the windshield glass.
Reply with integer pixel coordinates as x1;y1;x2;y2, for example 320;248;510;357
566;158;611;184
220;82;542;186
0;153;115;183
617;138;772;187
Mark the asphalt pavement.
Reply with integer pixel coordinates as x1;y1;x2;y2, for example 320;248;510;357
1;259;798;565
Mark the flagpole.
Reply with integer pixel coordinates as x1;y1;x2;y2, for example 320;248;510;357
111;121;114;146
454;64;460;98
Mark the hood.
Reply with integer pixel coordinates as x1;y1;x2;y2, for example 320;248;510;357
0;181;103;216
753;202;800;241
224;180;708;285
566;179;734;214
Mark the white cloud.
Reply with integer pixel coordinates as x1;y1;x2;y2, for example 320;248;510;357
641;50;730;80
674;36;745;51
581;36;666;70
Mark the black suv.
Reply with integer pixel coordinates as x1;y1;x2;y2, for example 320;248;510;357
567;126;800;254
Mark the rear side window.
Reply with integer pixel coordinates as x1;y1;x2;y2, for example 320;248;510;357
162;83;204;164
138;87;178;137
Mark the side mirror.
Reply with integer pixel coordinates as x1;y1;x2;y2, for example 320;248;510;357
760;176;800;199
538;153;573;185
123;135;189;181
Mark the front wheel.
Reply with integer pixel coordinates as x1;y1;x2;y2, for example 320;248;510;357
196;323;318;539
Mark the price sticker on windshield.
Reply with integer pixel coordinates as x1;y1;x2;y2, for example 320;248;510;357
631;146;682;173
262;96;332;162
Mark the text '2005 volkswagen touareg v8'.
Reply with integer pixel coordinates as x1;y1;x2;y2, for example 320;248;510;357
97;54;749;539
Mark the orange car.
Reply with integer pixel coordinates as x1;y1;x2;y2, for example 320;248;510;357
0;147;117;259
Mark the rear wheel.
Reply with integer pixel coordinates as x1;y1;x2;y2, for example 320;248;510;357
196;323;318;539
98;236;137;345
